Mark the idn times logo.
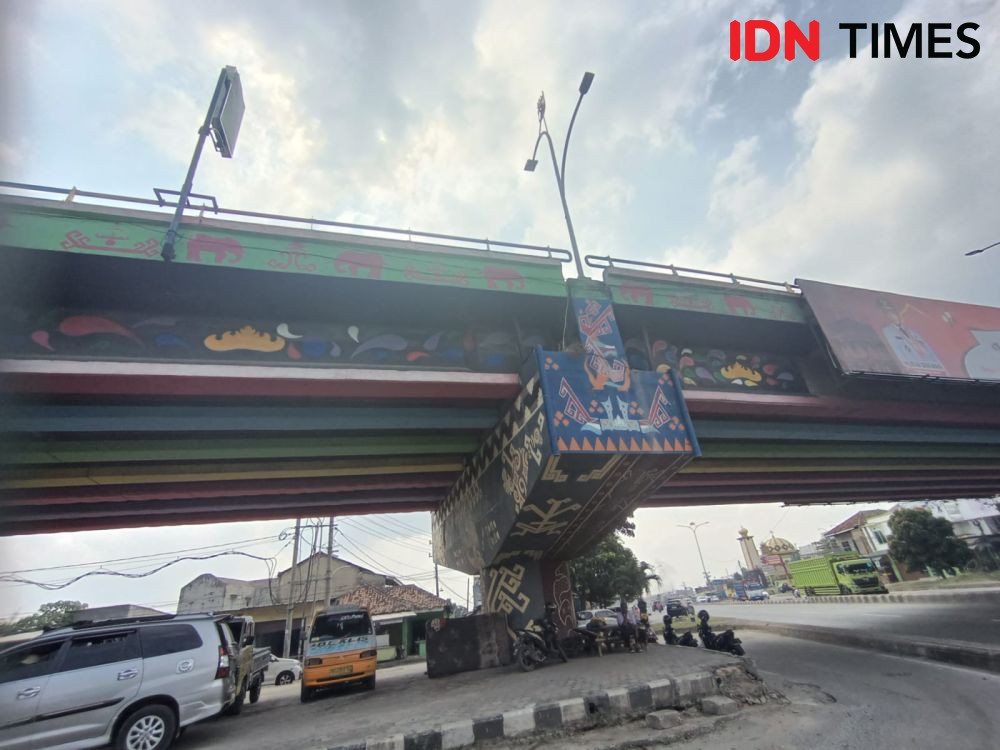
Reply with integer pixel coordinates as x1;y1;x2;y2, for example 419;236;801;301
730;20;981;61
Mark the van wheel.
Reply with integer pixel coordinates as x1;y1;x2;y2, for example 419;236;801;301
116;704;176;750
362;675;376;691
223;681;246;716
839;584;851;595
300;684;314;703
249;677;262;704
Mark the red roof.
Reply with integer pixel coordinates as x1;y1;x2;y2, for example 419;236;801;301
824;509;882;537
335;583;448;616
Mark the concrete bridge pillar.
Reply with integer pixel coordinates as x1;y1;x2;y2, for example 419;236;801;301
433;280;699;630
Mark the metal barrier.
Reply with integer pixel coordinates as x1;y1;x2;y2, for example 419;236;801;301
0;180;575;263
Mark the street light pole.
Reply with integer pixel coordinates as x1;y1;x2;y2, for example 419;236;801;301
523;72;594;279
677;522;712;586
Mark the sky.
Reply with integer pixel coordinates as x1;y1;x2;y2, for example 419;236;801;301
1;0;999;619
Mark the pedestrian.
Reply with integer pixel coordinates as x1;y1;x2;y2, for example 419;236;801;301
624;607;639;653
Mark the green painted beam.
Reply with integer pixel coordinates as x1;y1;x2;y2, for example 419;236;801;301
698;441;1000;460
681;458;1000;474
2;455;464;489
0;404;500;434
694;419;1000;445
1;435;481;465
0;199;569;298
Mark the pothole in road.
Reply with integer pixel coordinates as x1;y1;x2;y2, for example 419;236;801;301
782;680;837;705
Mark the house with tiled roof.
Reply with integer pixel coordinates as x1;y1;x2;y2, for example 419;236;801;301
334;583;450;660
823;509;884;555
177;554;401;656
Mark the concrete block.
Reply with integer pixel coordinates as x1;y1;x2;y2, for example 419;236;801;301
628;684;653;711
646;709;684;730
675;672;716;705
647;677;677;709
557;697;587;726
502;707;536;737
366;734;405;750
606;686;631;713
699;695;739;716
439;721;474;750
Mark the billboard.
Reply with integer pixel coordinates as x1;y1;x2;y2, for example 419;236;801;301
798;279;1000;382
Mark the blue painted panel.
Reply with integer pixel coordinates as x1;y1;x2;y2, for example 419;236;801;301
537;348;698;455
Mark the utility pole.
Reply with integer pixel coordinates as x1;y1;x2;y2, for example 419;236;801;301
677;522;712;587
282;518;301;658
323;516;335;608
429;540;440;597
465;577;470;611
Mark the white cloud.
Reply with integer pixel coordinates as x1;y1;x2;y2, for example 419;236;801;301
703;0;1000;304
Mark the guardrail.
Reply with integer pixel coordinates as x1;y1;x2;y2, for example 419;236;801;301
0;180;575;263
585;254;800;293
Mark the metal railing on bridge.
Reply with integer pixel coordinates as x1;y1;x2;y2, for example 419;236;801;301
0;180;575;263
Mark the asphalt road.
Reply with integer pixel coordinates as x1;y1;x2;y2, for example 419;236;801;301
710;598;1000;646
666;631;1000;750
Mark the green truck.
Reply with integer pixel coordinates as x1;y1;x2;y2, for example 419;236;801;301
788;555;888;596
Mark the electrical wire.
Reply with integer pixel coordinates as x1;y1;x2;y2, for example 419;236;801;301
0;551;280;591
337;519;429;553
0;535;280;576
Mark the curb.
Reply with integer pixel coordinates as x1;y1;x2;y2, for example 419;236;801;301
326;666;751;750
720;588;1000;606
722;617;1000;674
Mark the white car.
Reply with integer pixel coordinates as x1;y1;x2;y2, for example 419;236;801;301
576;608;618;628
265;653;303;685
695;595;709;603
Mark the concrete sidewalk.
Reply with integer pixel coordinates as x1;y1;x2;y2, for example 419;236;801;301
181;644;765;750
720;586;1000;606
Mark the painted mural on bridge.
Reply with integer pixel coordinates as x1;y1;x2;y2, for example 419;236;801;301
0;308;555;372
0;201;569;298
605;271;806;324
800;279;1000;382
640;341;807;394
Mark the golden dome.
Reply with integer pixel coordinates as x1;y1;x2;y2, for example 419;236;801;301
761;536;796;555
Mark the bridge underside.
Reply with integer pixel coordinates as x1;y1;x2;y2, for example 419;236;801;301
2;194;1000;537
3;362;999;535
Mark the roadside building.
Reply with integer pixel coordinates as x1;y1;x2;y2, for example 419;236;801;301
177;553;401;655
69;604;168;623
911;498;1000;570
823;510;883;556
334;583;450;660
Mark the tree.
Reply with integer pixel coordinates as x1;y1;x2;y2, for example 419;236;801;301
570;535;660;607
0;600;88;634
889;509;972;577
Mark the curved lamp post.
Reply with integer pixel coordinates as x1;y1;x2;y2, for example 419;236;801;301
523;71;594;279
677;521;712;586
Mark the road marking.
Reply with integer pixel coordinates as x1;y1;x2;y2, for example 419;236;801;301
864;613;903;618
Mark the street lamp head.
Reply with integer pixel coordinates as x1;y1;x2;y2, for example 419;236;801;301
579;71;595;95
524;159;538;172
536;92;546;123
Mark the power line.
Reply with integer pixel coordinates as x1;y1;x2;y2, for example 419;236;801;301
0;551;280;591
338;519;429;553
0;535;280;576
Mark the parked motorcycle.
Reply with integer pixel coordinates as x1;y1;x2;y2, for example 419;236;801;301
677;630;698;647
562;627;603;658
513;603;569;671
696;610;745;656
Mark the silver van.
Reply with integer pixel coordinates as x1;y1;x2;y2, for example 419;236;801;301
0;614;236;750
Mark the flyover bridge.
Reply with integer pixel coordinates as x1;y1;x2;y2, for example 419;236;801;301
2;187;998;625
2;188;997;535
